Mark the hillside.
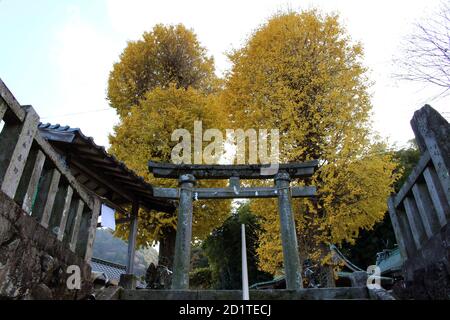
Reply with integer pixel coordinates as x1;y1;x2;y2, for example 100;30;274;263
92;229;159;277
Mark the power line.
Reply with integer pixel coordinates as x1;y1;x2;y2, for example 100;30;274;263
41;108;114;120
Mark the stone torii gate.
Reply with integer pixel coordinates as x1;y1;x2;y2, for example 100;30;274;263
148;161;318;290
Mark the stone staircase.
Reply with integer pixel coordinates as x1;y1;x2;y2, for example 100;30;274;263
96;287;394;300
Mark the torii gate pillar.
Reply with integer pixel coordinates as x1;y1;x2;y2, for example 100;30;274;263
275;172;303;289
172;174;196;289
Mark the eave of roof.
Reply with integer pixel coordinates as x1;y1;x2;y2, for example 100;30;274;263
91;257;126;281
38;123;175;213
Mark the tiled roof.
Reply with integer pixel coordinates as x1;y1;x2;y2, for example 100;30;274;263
91;257;126;282
38;123;175;213
377;248;403;274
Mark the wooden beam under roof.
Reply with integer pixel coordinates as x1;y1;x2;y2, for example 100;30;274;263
70;159;135;203
74;153;111;164
71;158;174;213
112;177;151;189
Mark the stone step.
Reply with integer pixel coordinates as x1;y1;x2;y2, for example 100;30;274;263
118;287;371;300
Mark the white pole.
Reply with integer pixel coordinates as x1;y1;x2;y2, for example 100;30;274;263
241;224;250;300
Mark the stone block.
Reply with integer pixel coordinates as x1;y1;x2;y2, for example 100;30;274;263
349;271;368;287
0;191;22;223
119;274;137;290
95;286;122;300
16;212;37;240
0;215;13;245
31;224;48;249
30;284;54;300
197;290;241;300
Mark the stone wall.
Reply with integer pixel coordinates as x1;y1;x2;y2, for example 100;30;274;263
393;222;450;300
0;190;92;300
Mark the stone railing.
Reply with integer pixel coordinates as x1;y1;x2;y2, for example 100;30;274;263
0;78;100;263
388;105;450;262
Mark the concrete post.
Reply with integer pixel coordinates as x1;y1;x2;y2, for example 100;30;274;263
126;201;139;274
57;186;73;241
0;107;39;199
48;183;72;237
411;105;450;205
0;100;6;122
69;199;84;252
397;205;418;256
388;197;409;260
412;183;440;237
172;174;195;290
275;172;303;289
40;169;61;228
403;196;427;249
21;150;46;213
84;197;101;263
423;166;450;226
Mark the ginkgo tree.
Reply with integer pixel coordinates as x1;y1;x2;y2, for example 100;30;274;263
110;85;231;267
108;23;219;118
107;24;230;268
221;10;400;284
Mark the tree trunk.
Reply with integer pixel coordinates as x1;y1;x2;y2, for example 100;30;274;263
325;264;336;288
319;242;336;288
158;226;176;271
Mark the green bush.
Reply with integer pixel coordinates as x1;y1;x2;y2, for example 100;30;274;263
189;267;213;289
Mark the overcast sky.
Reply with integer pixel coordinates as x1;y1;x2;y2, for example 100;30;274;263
0;0;448;148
